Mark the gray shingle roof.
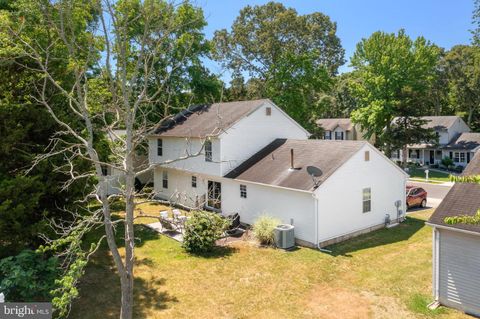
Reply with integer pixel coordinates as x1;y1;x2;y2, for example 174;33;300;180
420;116;462;130
428;152;480;233
225;139;366;191
444;132;480;150
316;118;354;131
154;99;270;138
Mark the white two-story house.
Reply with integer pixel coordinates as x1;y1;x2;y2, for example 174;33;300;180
316;118;372;142
391;116;480;167
148;99;407;247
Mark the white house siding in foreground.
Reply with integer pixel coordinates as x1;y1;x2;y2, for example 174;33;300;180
221;181;316;244
428;153;480;316
154;143;406;247
153;167;316;243
315;144;406;244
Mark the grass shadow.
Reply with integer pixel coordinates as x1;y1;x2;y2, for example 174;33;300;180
326;216;425;257
187;245;238;259
70;228;177;319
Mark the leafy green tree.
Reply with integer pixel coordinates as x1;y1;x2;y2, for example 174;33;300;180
350;30;440;157
0;0;94;259
473;0;480;46
326;72;360;118
212;1;343;129
444;45;480;130
1;1;218;317
0;250;59;302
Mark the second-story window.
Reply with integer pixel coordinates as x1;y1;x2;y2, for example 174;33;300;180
205;140;212;162
324;131;331;140
265;107;272;116
157;139;163;156
162;171;168;189
191;176;197;188
240;185;247;198
335;131;344;140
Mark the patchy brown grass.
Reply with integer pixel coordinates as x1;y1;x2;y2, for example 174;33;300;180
70;207;470;319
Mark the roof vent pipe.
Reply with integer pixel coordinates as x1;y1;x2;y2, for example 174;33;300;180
290;148;294;169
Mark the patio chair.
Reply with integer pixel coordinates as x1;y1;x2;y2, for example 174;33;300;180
171;209;188;232
159;210;176;232
224;213;244;237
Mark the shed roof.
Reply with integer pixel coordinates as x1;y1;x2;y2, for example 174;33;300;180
225;139;366;191
444;132;480;150
154;99;269;138
428;152;480;234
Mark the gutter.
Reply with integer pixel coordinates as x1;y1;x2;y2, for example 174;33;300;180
425;222;480;237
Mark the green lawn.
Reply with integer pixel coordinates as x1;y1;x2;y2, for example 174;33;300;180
408;167;451;182
70;206;469;319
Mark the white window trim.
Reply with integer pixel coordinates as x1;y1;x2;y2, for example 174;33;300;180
162;171;168;189
362;187;371;213
205;140;212;162
157;139;163;156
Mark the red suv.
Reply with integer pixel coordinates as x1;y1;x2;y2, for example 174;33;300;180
406;186;427;209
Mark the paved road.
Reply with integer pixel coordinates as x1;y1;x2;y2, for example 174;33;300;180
407;180;452;209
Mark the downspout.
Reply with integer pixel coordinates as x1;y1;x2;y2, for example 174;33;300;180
434;227;440;300
313;193;318;249
313;192;331;253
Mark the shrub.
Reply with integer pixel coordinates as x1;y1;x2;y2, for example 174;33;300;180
441;157;454;169
182;211;230;253
0;250;59;302
253;215;281;246
454;165;464;173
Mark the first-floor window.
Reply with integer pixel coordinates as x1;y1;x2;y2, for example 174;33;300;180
192;176;197;188
453;152;465;163
362;188;371;213
240;184;247;198
324;131;332;140
162;171;168;189
335;131;344;140
101;165;108;176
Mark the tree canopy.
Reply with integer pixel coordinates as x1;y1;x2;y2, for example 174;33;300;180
349;30;441;157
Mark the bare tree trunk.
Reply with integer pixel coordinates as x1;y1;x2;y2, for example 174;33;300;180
402;145;408;168
468;106;474;127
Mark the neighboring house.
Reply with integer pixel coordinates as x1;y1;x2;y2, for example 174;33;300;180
148;99;407;247
316;118;370;141
392;116;479;167
101;129;152;195
427;153;480;317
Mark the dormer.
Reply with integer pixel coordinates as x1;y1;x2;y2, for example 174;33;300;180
420;116;470;145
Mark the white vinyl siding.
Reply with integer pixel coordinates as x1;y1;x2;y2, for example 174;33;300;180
438;229;480;317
